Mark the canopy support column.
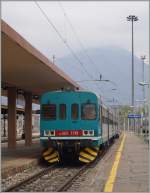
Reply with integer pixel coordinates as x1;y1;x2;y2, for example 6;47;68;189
24;92;32;146
8;87;16;148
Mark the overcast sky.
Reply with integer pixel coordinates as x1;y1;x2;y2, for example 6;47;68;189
2;1;149;64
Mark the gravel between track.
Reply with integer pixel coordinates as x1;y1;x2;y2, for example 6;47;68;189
1;164;46;192
11;166;83;192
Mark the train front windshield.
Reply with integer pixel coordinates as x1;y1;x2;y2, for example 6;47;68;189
41;103;97;120
81;104;96;120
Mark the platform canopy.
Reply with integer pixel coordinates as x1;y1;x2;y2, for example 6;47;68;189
1;20;81;95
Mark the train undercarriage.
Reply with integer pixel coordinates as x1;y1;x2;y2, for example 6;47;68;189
42;134;119;164
42;139;101;164
41;137;116;164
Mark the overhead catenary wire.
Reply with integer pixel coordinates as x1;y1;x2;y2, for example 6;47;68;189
34;1;95;80
57;1;104;94
34;1;104;97
57;1;100;75
58;2;121;105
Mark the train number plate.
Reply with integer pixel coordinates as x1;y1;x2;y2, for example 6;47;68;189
55;130;82;136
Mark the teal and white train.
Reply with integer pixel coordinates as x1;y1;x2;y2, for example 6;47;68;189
40;90;119;164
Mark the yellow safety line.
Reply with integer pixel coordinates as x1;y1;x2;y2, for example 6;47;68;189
104;133;126;192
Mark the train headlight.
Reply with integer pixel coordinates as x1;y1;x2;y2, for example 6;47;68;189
49;130;55;136
83;130;88;136
83;130;94;136
89;130;94;136
44;130;49;136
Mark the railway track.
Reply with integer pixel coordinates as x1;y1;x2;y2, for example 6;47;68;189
4;164;56;192
57;147;108;192
4;141;114;192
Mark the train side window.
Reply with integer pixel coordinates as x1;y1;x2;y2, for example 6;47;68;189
71;104;79;120
59;104;66;120
41;104;56;120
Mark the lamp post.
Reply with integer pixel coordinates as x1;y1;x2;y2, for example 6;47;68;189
127;15;138;132
138;56;148;135
140;55;146;100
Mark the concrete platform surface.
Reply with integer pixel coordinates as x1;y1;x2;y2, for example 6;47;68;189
1;139;42;178
113;132;149;192
70;132;149;192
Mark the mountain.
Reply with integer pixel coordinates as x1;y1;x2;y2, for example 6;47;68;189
56;46;149;105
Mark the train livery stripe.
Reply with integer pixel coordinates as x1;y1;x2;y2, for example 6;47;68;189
84;148;98;156
80;152;95;161
40;136;101;140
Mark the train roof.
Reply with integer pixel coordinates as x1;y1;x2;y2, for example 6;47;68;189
42;89;99;98
42;90;116;114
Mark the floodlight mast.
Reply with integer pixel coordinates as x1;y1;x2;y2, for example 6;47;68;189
126;15;139;132
126;15;138;109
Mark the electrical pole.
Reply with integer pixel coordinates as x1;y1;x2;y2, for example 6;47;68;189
140;55;146;135
127;15;138;132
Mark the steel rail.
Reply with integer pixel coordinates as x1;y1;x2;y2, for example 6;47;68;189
4;164;57;192
57;144;112;192
5;138;118;192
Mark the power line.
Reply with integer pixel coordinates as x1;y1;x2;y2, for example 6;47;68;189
34;1;94;80
34;1;105;97
57;1;103;94
58;1;100;75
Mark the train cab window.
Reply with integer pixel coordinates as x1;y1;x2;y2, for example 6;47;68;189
81;103;96;120
71;104;79;120
59;104;66;120
41;104;56;120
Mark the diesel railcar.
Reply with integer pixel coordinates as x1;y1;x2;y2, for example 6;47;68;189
40;90;119;163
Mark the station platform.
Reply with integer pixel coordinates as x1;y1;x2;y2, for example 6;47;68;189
103;132;149;192
112;132;149;192
75;131;149;192
1;138;42;178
